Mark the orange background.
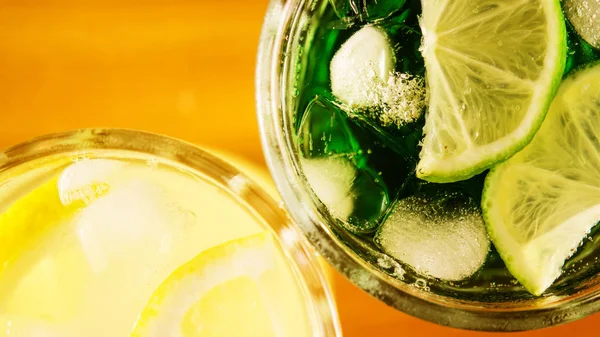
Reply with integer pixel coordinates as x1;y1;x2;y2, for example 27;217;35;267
0;1;597;336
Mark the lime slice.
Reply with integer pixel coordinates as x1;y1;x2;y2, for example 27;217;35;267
482;62;600;295
0;159;121;273
417;0;567;182
130;232;311;337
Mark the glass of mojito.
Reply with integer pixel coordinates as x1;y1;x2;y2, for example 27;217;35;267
256;0;600;331
0;129;341;336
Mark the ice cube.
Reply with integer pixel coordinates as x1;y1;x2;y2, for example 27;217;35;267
329;24;426;128
376;193;490;281
76;179;191;274
59;159;125;205
564;0;600;49
298;95;363;159
301;155;392;233
301;156;357;221
297;95;414;233
330;25;395;108
329;0;406;21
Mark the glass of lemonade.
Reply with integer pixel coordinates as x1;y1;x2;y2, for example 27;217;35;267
0;129;341;336
257;0;600;331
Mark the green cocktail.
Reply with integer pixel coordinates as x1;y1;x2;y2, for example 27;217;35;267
257;0;600;330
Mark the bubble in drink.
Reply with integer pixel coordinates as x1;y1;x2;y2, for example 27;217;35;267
329;0;407;21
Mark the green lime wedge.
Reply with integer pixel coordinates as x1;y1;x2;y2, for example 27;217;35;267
417;0;567;183
483;62;600;296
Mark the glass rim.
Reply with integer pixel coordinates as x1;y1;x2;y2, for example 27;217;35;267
0;128;342;337
254;0;600;331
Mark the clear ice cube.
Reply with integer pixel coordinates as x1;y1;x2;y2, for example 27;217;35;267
297;96;393;233
59;159;125;205
298;96;363;159
76;179;191;274
301;156;357;221
565;0;600;49
329;4;427;130
330;25;395;108
376;192;490;281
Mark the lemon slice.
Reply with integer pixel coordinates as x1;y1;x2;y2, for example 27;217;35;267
483;62;600;295
0;159;122;272
417;0;567;182
130;232;311;337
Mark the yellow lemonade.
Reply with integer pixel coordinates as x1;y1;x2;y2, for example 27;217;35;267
0;135;332;337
